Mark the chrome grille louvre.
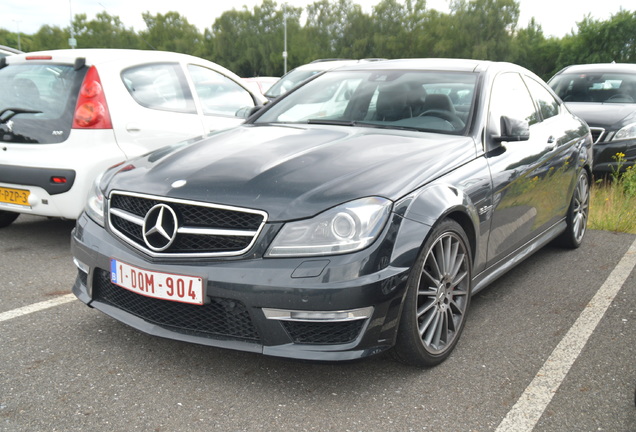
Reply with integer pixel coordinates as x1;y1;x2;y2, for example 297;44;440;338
589;127;606;143
108;191;267;257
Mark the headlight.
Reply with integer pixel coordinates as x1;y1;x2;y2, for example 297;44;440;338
613;122;636;141
85;172;106;226
266;197;392;257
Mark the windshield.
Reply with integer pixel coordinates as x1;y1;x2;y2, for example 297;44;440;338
256;70;477;134
0;63;84;143
550;72;636;104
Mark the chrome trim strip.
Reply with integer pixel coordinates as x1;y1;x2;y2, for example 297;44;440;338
589;127;606;144
178;227;258;237
107;190;268;258
72;257;89;273
262;306;374;322
110;207;144;225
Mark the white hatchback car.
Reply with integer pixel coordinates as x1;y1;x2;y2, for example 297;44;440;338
0;49;266;227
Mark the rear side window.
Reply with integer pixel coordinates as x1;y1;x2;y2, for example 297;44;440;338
122;63;196;113
187;64;255;117
524;77;560;120
0;63;84;144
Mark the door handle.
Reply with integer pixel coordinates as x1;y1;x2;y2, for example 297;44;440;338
545;136;556;151
126;123;141;133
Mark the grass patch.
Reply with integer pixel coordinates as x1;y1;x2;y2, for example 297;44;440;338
589;153;636;234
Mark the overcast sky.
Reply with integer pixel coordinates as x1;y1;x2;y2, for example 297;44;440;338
1;0;631;39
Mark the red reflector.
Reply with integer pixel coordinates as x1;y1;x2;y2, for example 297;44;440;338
25;56;53;60
51;177;67;184
75;101;106;127
118;164;136;173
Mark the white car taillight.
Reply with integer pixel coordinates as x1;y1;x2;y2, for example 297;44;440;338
73;66;113;129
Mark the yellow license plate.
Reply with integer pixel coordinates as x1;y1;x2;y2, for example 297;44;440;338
0;186;30;207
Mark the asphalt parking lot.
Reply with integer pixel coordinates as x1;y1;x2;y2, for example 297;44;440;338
1;214;635;432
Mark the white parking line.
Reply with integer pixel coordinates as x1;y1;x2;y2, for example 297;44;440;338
0;293;76;323
496;237;636;432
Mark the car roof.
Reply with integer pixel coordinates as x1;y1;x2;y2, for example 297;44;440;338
555;63;636;75
7;48;220;66
292;58;384;72
329;58;526;75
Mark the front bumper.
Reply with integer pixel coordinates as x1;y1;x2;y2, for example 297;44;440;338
71;213;413;361
592;137;636;175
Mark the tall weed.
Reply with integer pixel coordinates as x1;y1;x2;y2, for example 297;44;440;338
589;153;636;234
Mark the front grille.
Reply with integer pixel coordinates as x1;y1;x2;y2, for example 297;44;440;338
93;269;260;342
590;127;606;143
108;191;267;257
281;320;366;345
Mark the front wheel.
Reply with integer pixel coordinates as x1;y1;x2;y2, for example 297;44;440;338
555;170;590;249
393;219;472;367
0;211;19;228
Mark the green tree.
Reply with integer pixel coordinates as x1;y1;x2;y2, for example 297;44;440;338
304;0;365;60
446;0;519;60
370;0;408;57
211;8;256;76
565;10;636;64
72;12;140;49
138;11;202;53
30;25;69;51
510;18;562;80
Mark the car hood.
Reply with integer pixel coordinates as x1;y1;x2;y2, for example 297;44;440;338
565;102;636;129
106;124;476;221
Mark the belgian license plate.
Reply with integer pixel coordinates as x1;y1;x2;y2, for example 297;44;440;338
0;186;30;207
110;259;204;305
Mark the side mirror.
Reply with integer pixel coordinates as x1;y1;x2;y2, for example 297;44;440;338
494;116;530;142
236;105;263;119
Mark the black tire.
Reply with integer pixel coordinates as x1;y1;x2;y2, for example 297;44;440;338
0;211;19;228
555;170;590;249
393;219;472;367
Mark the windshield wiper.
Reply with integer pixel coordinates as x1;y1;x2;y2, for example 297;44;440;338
0;107;42;124
308;118;430;132
306;119;357;126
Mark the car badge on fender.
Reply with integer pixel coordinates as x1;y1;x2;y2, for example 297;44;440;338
142;204;178;251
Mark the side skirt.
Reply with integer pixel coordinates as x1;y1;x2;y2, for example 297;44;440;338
471;219;567;295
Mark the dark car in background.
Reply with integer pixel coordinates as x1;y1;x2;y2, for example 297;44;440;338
71;59;592;367
549;63;636;175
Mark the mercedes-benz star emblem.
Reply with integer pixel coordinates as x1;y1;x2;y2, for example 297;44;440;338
142;204;178;251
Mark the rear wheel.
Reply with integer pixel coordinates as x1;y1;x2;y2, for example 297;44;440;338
0;211;19;228
393;219;472;367
556;170;590;248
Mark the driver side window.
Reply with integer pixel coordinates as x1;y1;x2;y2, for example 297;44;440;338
489;72;538;136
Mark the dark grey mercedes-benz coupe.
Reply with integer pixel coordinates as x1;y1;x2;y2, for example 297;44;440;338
71;59;592;366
